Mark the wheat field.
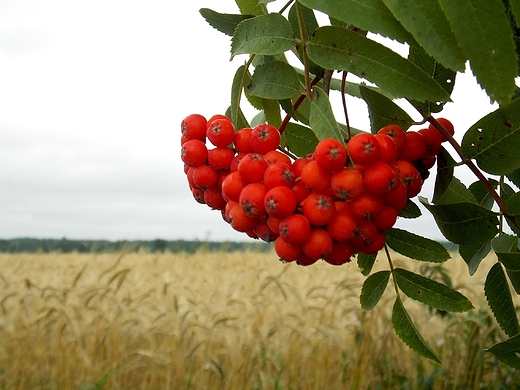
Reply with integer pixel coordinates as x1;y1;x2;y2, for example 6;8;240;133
0;249;517;389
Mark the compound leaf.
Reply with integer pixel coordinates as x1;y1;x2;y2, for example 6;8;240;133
385;228;450;263
306;26;450;102
484;262;520;338
461;98;520;175
395;268;474;312
309;87;344;142
231;14;297;58
360;270;391;310
439;0;518;105
392;296;441;363
200;8;254;36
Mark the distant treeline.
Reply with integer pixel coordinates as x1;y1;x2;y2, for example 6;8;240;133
0;238;272;254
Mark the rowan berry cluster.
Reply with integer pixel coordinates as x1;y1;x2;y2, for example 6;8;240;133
180;113;453;266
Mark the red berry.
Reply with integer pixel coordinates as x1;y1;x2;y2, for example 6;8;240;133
314;138;348;172
207;147;235;171
302;193;336;226
221;171;248;202
228;203;259;232
363;162;398;196
400;131;427;162
239;182;267;219
204;187;227;210
326;208;358;242
302;228;333;260
347;133;380;166
264;162;295;190
238;153;268;183
330;167;364;201
279;214;311;245
373;205;398;231
394;160;423;198
250;124;281;154
377;124;406;156
350;193;384;221
375;133;397;163
325;241;354;265
181;114;207;141
192;165;218;189
429;118;454;142
300;160;331;194
181;139;208;167
274;236;301;262
234;127;254;153
263;150;291;166
207;118;235;147
264;186;297;219
418;127;443;156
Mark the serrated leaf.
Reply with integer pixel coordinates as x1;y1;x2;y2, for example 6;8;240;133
506;168;520;189
383;0;465;71
484;262;520;337
439;0;518;104
432;147;456;203
359;86;414;133
434;177;477;205
408;45;457;115
421;199;499;245
249;60;302;99
298;0;413;43
360;271;391;310
461;98;520;175
391;296;441;363
199;8;254;36
306;26;451;102
398;199;422;219
280;123;318;157
385;228;450;263
459;241;492;276
469;179;499;209
261;98;282;127
505;192;520;236
492;233;520;294
231;14;297;58
309;87;344;142
395;268;473;312
486;333;520;369
231;65;248;128
357;252;377;276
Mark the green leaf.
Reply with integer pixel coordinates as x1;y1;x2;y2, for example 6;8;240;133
306;26;451;102
249;60;302;99
261;98;282;128
231;65;248;128
385;228;451;263
434;177;477;205
360;271;391;310
357;252;377;276
484;262;520;338
383;0;466;71
391;296;441;363
359;86;414;133
505;191;520;235
408;45;457;115
432;147;456;203
280;122;318;157
461;98;520;175
459;241;492;276
492;233;520;294
439;0;518;104
469;179;499;209
395;268;474;312
309;87;344;142
421;199;499;245
199;8;254;36
235;0;264;16
298;0;413;43
398;199;422;219
506;168;520;189
231;14;297;58
486;333;520;369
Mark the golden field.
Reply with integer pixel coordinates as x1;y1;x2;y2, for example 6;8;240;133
0;249;518;389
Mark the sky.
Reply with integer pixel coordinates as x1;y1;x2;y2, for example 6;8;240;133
0;1;500;242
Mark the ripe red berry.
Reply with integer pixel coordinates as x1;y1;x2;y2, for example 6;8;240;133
263;150;291;166
373;205;398;231
428;118;454;142
221;171;248;202
234;127;254;153
326;208;358;242
347;133;380;166
302;193;336;226
203;187;227;210
181;114;207;142
363;162;398;196
330;167;364;201
192;165;218;189
239;182;267;219
207;147;235;171
207;118;235;147
325;241;354;265
314;138;348;172
254;219;278;243
394;160;423;198
400;131;427;162
375;133;397;164
279;214;311;245
274;236;301;262
377;124;406;156
418;127;443;157
264;186;297;219
181;139;208;167
263;162;295;190
228;203;259;233
300;160;332;194
302;228;333;260
350;193;384;221
249;124;281;154
237;153;268;183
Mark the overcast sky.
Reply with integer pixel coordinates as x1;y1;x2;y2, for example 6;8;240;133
0;1;500;242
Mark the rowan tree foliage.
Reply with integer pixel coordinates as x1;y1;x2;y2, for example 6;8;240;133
185;0;520;366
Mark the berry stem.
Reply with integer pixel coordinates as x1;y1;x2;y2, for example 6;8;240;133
384;244;401;296
341;70;352;140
